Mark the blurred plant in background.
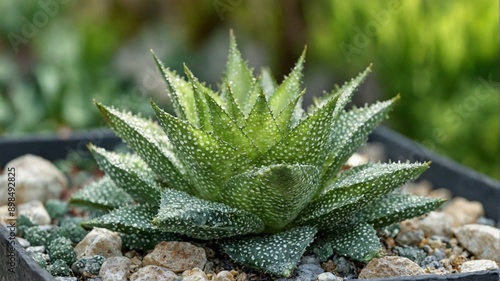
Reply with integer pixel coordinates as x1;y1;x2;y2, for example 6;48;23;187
303;0;499;178
0;0;497;178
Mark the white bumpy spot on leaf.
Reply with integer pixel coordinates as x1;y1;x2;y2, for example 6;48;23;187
153;189;265;239
220;226;317;277
69;176;133;211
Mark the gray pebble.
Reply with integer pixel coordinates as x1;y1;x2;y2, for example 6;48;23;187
16;237;30;247
26;246;46;255
433;248;446;261
54;278;77;281
476;217;495;227
317;272;342;281
300;255;319;265
420;255;441;269
333;256;353;276
298;263;324;276
395;230;424;245
394;246;427;264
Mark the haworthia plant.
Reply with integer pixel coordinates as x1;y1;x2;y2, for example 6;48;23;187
70;31;445;277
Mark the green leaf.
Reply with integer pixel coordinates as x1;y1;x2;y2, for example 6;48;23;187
296;162;429;228
242;93;283;153
121;231;178;251
322;97;398;183
321;65;372;117
221;164;320;232
152;51;197;125
88;145;160;205
274;89;306;133
69;177;133;211
357;193;446;228
202;89;259;159
257;92;339;167
82;205;157;232
95;102;193;194
152;189;264;240
224;82;247;127
313;222;381;262
152;101;252;201
220;30;254;110
220;226;317;277
241;76;263;118
269;47;306;117
183;64;220;130
260;67;277;99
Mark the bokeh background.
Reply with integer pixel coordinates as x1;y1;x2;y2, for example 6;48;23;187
0;0;498;178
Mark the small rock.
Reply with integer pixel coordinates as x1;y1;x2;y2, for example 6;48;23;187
49;259;72;277
143;241;207;273
214;270;235;281
358;256;426;279
460;260;498;273
298;263;325;276
26;246;46;255
331;256;353;276
442;197;484;227
16;237;30;247
411;211;453;237
54;277;77;281
0;155;68;205
476;217;496;227
130;265;178;281
394;246;427;264
427;188;452;200
301;255;320;265
346;153;369;167
18;200;51;225
432;248;446;261
317;272;342;281
401;181;432;196
454;224;500;262
99;256;130;281
395;229;424;246
182;267;210;281
129;256;142;273
72;255;106;278
420;255;440;269
428;235;444;249
75;227;122;258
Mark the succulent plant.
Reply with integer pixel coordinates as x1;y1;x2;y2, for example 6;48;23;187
70;32;444;277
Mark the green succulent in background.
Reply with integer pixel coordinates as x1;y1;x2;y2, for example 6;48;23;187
69;32;444;277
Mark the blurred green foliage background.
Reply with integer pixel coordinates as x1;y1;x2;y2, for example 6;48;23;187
0;0;498;179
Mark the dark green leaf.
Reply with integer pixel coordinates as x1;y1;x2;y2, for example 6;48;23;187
296;162;429;228
95;102;193;194
222;164;320;232
322;97;398;183
220;226;317;277
357;193;446;228
69;177;133;211
313;222;381;262
89;145;159;205
152;101;252;201
153;189;264;239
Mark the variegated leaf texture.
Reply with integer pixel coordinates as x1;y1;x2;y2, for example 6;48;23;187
70;31;444;277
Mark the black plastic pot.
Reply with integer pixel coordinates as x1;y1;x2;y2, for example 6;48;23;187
0;127;499;281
